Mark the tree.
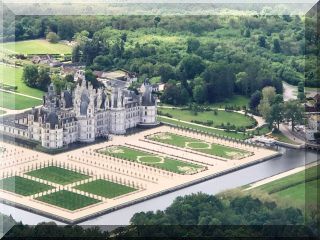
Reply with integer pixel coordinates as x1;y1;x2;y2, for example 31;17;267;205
22;65;39;88
157;63;175;83
179;55;205;79
235;72;249;96
258;87;276;119
258;35;266;48
85;70;100;89
261;86;276;103
51;74;65;94
297;81;305;101
193;83;207;104
284;100;304;131
154;16;161;28
202;62;235;102
71;45;81;63
73;30;89;46
258;99;271;120
92;55;112;71
269;103;284;129
160;82;189;105
187;38;200;53
46;31;59;43
250;90;262;110
273;38;281;53
37;66;51;91
244;28;251;37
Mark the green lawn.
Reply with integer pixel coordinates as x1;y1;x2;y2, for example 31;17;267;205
74;179;137;198
1;39;72;55
0;64;44;98
271;130;299;145
0;91;42;110
147;132;252;160
249;165;320;208
36;190;100;211
0;176;54;196
26;166;90;185
208;95;249;108
99;145;205;174
158;107;255;129
157;116;250;140
272;179;319;207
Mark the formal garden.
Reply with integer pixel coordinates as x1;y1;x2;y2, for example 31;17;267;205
98;145;205;174
0;163;143;211
26;166;90;185
0;176;54;196
147;132;252;160
35;190;101;211
74;179;137;198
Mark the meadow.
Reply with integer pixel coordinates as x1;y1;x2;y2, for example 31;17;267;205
158;107;256;129
36;190;100;211
26;166;90;185
249;165;320;209
0;64;44;98
1;39;72;55
147;132;252;160
0;176;54;196
0;91;42;110
99;145;204;174
74;179;137;198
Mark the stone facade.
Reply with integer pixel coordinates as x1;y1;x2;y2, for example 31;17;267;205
0;70;157;149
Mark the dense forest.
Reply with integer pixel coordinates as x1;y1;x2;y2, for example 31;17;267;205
2;193;317;238
1;12;319;105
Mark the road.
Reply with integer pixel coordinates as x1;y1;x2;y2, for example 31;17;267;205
279;123;305;145
282;81;297;101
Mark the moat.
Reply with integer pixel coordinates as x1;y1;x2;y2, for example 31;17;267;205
0;146;317;225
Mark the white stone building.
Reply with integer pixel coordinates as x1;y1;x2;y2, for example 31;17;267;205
305;114;320;141
0;70;157;149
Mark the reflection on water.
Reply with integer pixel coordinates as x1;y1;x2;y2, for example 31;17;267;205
0;147;318;226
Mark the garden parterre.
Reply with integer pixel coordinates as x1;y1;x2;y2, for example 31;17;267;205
98;145;206;174
147;132;253;160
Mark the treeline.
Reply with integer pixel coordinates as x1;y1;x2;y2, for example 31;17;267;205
2;13;319;101
3;194;318;238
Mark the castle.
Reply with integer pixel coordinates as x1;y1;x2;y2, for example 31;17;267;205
0;70;157;149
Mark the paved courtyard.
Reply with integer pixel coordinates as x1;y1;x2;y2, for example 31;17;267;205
0;125;280;223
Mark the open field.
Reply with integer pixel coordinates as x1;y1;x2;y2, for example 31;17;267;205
0;91;42;110
248;165;320;208
1;40;72;55
0;64;44;98
36;190;100;211
0;176;53;196
74;179;137;198
26;166;90;185
99;145;205;174
147;132;252;160
158;107;256;129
